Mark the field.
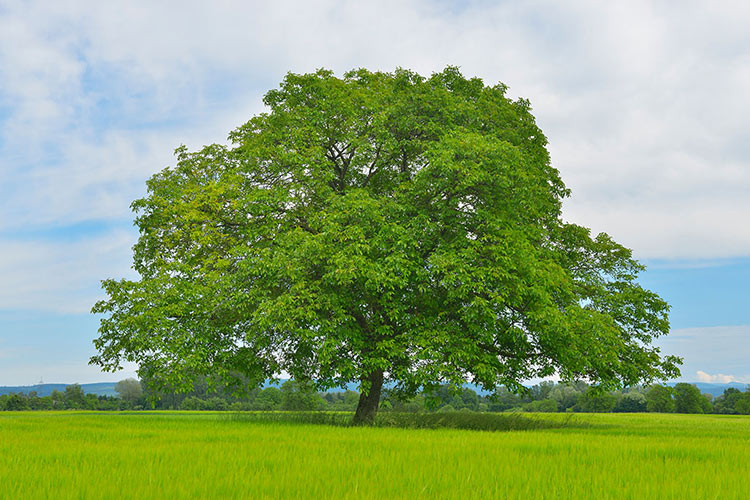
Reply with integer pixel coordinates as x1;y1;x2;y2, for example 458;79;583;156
1;412;748;499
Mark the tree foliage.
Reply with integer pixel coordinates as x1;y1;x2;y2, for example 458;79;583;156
646;384;676;413
574;387;617;413
280;380;325;411
673;383;712;414
115;378;143;405
713;387;750;414
614;391;647;413
91;67;680;424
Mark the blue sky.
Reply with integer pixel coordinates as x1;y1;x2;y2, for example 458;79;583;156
1;1;749;385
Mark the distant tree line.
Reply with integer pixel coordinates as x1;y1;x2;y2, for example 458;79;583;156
386;382;748;415
0;384;124;411
3;378;750;415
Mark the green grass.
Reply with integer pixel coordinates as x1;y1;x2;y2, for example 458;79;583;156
228;409;579;431
1;411;748;499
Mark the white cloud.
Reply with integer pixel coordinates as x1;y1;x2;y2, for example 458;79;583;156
4;0;750;383
656;325;750;382
0;0;749;313
2;1;748;259
696;371;740;384
0;229;137;313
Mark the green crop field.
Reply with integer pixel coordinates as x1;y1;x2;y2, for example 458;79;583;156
1;412;747;499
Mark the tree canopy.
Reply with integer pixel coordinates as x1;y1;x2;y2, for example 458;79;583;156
115;378;143;405
91;67;680;424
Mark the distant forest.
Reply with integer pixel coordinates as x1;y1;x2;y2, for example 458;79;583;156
2;378;750;415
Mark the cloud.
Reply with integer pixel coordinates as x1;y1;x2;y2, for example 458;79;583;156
696;371;740;384
655;325;750;382
1;0;750;309
0;229;137;313
3;0;750;384
0;0;747;263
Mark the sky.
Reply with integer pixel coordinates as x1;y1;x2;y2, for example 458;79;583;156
1;0;749;386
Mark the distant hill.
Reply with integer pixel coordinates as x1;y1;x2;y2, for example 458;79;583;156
0;380;357;398
670;382;748;397
0;383;117;397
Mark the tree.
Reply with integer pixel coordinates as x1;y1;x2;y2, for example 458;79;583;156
91;67;681;425
713;388;750;414
524;399;558;412
530;381;556;401
280;380;325;411
458;388;480;410
489;387;524;412
574;387;617;413
673;383;711;414
646;384;675;413
734;392;750;415
180;396;208;411
425;384;478;411
614;391;647;413
50;390;65;409
254;387;282;411
343;390;360;407
64;384;88;409
115;378;144;406
4;393;30;411
437;404;456;413
549;384;584;411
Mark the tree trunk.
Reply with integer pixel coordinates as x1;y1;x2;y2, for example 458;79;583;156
352;370;384;426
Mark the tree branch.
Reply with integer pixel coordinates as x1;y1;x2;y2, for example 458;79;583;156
361;144;382;188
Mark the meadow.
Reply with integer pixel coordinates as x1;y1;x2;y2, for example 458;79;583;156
1;411;748;499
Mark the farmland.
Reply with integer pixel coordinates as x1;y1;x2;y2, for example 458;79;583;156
1;412;748;499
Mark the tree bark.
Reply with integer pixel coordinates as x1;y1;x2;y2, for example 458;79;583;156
352;370;384;426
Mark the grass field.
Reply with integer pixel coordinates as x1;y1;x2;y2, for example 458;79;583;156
1;411;748;499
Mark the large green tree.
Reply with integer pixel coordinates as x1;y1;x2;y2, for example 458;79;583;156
91;67;680;424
